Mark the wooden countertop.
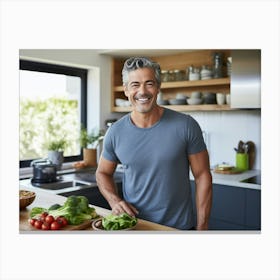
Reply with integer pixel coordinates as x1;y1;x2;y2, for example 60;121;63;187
20;187;177;232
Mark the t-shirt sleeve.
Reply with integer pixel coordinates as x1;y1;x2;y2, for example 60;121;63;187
186;116;207;155
101;127;119;163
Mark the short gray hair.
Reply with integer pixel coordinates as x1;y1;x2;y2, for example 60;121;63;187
122;57;161;87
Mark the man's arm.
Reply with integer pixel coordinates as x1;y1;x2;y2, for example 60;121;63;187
96;156;138;217
189;149;212;230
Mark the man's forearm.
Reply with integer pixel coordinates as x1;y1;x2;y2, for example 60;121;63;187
195;174;212;230
96;172;122;208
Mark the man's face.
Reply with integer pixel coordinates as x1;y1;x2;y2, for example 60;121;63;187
124;67;160;113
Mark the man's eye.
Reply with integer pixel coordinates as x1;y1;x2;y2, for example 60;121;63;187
146;82;154;87
130;83;139;88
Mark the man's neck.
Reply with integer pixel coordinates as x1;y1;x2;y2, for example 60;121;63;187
130;106;164;128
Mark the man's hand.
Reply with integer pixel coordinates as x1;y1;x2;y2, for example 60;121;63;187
111;200;139;217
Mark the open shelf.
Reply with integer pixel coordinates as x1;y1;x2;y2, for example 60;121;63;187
114;77;230;92
113;104;236;113
111;50;232;112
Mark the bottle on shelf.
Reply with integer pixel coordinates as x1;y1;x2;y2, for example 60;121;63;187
212;52;223;78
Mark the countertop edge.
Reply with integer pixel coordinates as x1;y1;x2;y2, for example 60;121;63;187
190;169;261;190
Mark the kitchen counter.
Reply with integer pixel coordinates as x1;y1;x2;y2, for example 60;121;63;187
20;167;261;198
19;169;123;195
19;186;177;232
191;169;261;190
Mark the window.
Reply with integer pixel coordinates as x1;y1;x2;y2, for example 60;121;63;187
20;60;87;168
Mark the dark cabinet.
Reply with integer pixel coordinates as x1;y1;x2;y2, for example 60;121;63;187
245;188;261;229
191;182;261;230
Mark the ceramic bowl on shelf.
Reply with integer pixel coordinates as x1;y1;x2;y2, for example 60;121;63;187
157;99;169;105
169;98;187;105
187;98;203;105
203;93;217;104
115;98;131;107
190;91;201;99
175;93;186;100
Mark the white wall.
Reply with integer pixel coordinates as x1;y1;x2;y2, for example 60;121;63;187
19;50;261;170
188;110;261;169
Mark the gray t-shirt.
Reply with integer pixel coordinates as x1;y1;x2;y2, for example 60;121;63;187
102;108;206;229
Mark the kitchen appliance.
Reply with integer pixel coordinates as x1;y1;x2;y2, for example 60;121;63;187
30;159;58;185
231;50;261;108
240;174;261;185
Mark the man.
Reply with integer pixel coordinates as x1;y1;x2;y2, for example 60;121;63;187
96;57;212;230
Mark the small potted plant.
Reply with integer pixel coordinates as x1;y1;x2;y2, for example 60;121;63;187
79;127;104;167
47;139;67;170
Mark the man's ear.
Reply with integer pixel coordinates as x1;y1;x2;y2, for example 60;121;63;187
123;84;129;97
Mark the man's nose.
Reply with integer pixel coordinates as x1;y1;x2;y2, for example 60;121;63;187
138;83;146;93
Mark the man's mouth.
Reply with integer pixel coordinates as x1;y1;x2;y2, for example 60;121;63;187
134;95;152;104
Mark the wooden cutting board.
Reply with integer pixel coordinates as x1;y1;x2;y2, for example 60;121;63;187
19;209;96;231
214;168;243;174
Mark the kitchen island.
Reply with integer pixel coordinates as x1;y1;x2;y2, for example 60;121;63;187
19;187;177;232
20;166;261;231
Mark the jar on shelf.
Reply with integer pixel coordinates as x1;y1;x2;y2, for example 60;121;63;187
168;70;175;82
174;69;185;81
200;65;213;80
227;57;232;77
188;66;200;81
161;70;169;82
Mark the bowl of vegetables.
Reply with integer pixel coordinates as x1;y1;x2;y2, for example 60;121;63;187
92;213;138;231
20;190;36;209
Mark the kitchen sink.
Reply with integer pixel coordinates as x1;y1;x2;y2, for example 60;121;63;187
20;170;123;195
36;180;74;190
240;174;261;185
28;179;93;192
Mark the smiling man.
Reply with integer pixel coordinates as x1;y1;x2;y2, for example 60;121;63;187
96;57;212;230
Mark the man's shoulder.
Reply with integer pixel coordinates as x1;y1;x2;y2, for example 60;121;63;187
115;113;129;124
107;114;129;132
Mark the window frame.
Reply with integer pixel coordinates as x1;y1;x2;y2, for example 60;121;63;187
19;60;87;168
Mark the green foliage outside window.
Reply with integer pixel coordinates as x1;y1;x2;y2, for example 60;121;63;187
20;97;80;160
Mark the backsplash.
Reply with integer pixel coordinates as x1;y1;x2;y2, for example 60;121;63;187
187;110;261;170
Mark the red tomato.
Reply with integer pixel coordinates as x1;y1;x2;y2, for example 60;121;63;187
41;212;48;219
34;220;43;229
50;221;61;230
56;216;68;227
45;215;55;224
28;218;36;226
41;222;51;230
38;212;48;221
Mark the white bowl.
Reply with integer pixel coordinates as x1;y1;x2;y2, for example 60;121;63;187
191;91;201;98
169;98;186;105
187;98;203;105
176;93;186;100
115;98;130;107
